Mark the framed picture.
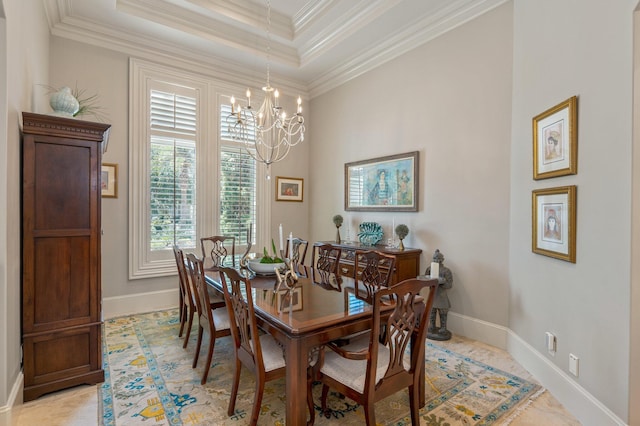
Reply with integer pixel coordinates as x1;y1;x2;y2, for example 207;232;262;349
276;176;303;202
533;96;578;180
276;287;302;312
532;185;577;263
101;163;118;198
344;151;419;212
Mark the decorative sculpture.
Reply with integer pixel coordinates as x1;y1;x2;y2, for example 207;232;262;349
425;249;453;341
333;214;343;243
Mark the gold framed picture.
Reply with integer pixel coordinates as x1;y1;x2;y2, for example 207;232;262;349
532;185;577;263
533;96;578;180
276;176;303;202
101;163;118;198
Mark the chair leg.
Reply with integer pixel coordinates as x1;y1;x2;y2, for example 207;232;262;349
363;402;375;426
320;384;330;417
200;335;215;385
306;376;315;425
178;298;185;337
227;358;241;416
182;309;194;349
193;325;203;368
408;384;419;426
250;375;266;426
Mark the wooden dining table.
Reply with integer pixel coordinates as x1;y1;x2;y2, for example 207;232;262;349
205;264;430;425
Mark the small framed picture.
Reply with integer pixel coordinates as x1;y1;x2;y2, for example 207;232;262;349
532;186;577;263
533;96;578;180
276;287;302;312
276;176;303;202
101;163;118;198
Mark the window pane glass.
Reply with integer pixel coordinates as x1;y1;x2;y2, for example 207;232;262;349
219;145;256;245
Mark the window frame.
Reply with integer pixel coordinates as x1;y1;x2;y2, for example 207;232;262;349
129;59;268;279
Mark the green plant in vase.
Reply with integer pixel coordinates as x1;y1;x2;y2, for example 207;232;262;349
260;239;284;263
395;224;409;250
333;214;343;243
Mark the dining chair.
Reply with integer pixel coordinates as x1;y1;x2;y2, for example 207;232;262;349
185;253;232;384
315;277;438;426
353;249;396;303
218;267;315;425
312;243;342;285
285;237;309;266
173;245;193;341
200;235;236;271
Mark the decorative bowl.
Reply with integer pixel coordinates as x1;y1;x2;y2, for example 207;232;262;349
358;222;383;246
247;258;285;275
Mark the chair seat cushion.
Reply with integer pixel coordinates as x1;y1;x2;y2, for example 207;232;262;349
252;333;286;372
212;308;231;331
320;334;409;394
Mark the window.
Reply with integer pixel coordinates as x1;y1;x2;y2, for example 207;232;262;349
149;90;197;251
130;59;265;279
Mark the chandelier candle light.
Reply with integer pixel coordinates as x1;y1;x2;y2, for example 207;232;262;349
226;0;305;178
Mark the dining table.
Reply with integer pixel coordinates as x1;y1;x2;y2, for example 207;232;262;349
204;263;431;425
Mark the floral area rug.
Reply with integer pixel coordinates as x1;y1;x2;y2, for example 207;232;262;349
101;309;543;425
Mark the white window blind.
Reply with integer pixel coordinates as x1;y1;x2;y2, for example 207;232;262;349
149;90;197;250
219;104;257;246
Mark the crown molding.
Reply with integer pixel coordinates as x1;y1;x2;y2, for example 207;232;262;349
308;0;509;97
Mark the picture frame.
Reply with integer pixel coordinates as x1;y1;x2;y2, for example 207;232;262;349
532;185;577;263
533;96;578;180
101;163;118;198
276;176;304;202
276;287;303;312
344;151;419;212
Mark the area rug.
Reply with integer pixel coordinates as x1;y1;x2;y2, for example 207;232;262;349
101;309;543;425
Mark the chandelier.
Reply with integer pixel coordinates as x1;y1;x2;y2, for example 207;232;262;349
225;0;305;177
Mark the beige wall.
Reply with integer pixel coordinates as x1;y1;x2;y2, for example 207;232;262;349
310;3;513;337
0;0;49;415
510;0;635;422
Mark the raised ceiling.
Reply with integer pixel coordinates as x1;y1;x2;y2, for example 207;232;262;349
44;0;506;97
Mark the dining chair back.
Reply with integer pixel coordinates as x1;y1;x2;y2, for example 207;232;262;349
316;277;439;426
312;243;342;285
285;237;309;266
185;253;231;385
200;235;236;271
173;245;197;348
219;267;314;425
354;249;396;303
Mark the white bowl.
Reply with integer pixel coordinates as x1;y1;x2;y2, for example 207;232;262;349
247;258;285;275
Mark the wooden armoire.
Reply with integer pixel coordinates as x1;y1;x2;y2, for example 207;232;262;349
21;112;111;401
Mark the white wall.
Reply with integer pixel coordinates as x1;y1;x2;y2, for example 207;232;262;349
0;0;49;420
510;0;635;422
310;3;514;340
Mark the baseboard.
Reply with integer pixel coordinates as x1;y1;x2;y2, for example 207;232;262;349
448;312;627;426
0;372;23;426
103;289;178;319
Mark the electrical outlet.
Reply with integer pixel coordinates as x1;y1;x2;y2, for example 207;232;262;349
569;354;579;376
545;332;556;355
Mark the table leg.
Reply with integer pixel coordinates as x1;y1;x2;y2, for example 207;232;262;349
285;337;308;425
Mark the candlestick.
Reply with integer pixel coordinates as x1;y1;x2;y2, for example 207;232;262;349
279;224;283;252
288;232;293;260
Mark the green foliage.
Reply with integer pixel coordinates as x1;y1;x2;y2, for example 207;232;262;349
333;214;343;226
260;239;283;263
395;224;409;239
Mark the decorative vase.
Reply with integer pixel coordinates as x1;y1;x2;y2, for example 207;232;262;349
335;225;341;244
398;238;405;251
49;87;79;117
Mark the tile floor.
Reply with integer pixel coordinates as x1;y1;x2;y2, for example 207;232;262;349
7;334;581;425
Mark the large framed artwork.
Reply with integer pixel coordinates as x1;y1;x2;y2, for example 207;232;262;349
533;96;578;180
344;151;419;212
532;185;577;263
